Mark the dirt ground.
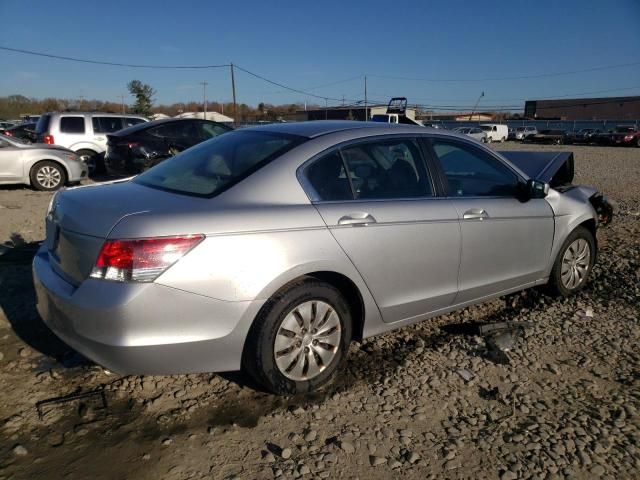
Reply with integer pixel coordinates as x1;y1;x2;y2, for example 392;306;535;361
0;144;638;480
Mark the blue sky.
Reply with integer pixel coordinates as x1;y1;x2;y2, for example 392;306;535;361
1;0;639;111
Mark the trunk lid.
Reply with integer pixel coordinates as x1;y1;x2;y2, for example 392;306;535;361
45;180;198;285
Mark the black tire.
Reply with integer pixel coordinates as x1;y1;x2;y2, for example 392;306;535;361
501;136;506;143
242;278;352;395
76;149;104;175
30;161;67;191
548;226;596;297
486;137;493;143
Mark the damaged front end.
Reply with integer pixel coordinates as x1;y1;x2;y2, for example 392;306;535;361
500;150;615;227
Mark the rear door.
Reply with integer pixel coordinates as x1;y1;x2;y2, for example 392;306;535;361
305;136;461;323
427;137;554;303
91;117;124;152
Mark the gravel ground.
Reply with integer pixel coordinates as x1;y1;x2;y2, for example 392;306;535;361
0;144;638;480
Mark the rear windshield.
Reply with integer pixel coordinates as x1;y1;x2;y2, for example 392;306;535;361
134;130;304;197
36;114;51;134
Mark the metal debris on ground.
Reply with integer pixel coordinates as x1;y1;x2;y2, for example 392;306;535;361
36;388;108;421
479;321;533;353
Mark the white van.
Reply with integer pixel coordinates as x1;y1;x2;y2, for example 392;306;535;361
479;123;509;143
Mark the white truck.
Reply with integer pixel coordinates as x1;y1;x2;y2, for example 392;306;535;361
480;123;509;143
370;97;422;126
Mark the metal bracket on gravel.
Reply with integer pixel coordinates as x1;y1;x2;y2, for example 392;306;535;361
36;388;108;421
479;321;533;353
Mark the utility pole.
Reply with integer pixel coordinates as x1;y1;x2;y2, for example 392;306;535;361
230;63;238;127
119;95;126;114
364;75;368;122
200;81;209;119
325;98;328;120
469;91;485;121
342;95;345;106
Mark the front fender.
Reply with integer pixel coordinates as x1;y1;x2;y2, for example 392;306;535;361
544;187;599;277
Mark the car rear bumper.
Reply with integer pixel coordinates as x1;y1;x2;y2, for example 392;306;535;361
32;246;261;374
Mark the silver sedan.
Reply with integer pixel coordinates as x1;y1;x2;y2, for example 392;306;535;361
0;133;88;190
33;122;610;394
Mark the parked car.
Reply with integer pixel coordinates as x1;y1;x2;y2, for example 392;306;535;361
512;126;538;141
4;122;37;143
571;128;600;144
525;129;569;145
479;123;508;143
104;118;232;175
0;133;88;190
594;125;640;147
453;127;487;142
35;112;148;172
0;121;17;133
33;121;613;395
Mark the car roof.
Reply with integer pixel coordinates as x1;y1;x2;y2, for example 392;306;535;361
240;120;433;139
43;112;147;118
110;117;225;137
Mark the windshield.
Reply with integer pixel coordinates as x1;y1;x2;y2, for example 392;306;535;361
616;126;634;133
134;130;304;197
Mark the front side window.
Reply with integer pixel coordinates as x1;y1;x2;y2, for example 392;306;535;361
134;131;303;197
198;122;230;139
431;140;519;197
59;117;85;134
92;117;124;133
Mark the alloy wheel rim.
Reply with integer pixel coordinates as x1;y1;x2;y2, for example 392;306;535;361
36;166;61;189
561;238;591;289
274;300;342;381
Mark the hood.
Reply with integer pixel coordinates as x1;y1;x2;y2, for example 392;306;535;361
499;151;574;187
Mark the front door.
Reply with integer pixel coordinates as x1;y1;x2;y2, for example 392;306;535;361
305;137;461;323
428;138;554;304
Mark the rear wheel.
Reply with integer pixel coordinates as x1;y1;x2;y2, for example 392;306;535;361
30;161;66;191
500;136;506;142
548;226;595;296
242;278;352;395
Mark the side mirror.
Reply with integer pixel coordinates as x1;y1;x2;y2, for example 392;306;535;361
527;179;549;199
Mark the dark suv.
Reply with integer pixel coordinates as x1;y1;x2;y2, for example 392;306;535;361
104;118;232;175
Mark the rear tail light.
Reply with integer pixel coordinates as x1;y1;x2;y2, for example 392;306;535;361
44;134;54;144
5;131;12;136
90;235;204;282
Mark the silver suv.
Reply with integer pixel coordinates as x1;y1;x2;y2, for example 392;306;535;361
35;112;148;171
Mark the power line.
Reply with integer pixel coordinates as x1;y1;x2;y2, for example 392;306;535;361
367;61;640;83
0;46;230;69
233;64;343;101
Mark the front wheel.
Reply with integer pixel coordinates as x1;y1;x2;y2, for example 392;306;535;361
548;226;595;296
242;278;352;395
30;161;67;191
486;136;493;143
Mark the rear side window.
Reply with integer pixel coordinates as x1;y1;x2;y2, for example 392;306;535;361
92;117;124;133
305;138;433;201
36;114;51;134
149;122;196;138
60;117;85;134
134;131;303;197
123;117;146;127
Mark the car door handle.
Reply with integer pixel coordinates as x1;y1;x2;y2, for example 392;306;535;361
337;213;377;226
463;209;488;220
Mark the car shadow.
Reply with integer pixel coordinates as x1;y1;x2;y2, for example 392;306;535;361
0;236;90;367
